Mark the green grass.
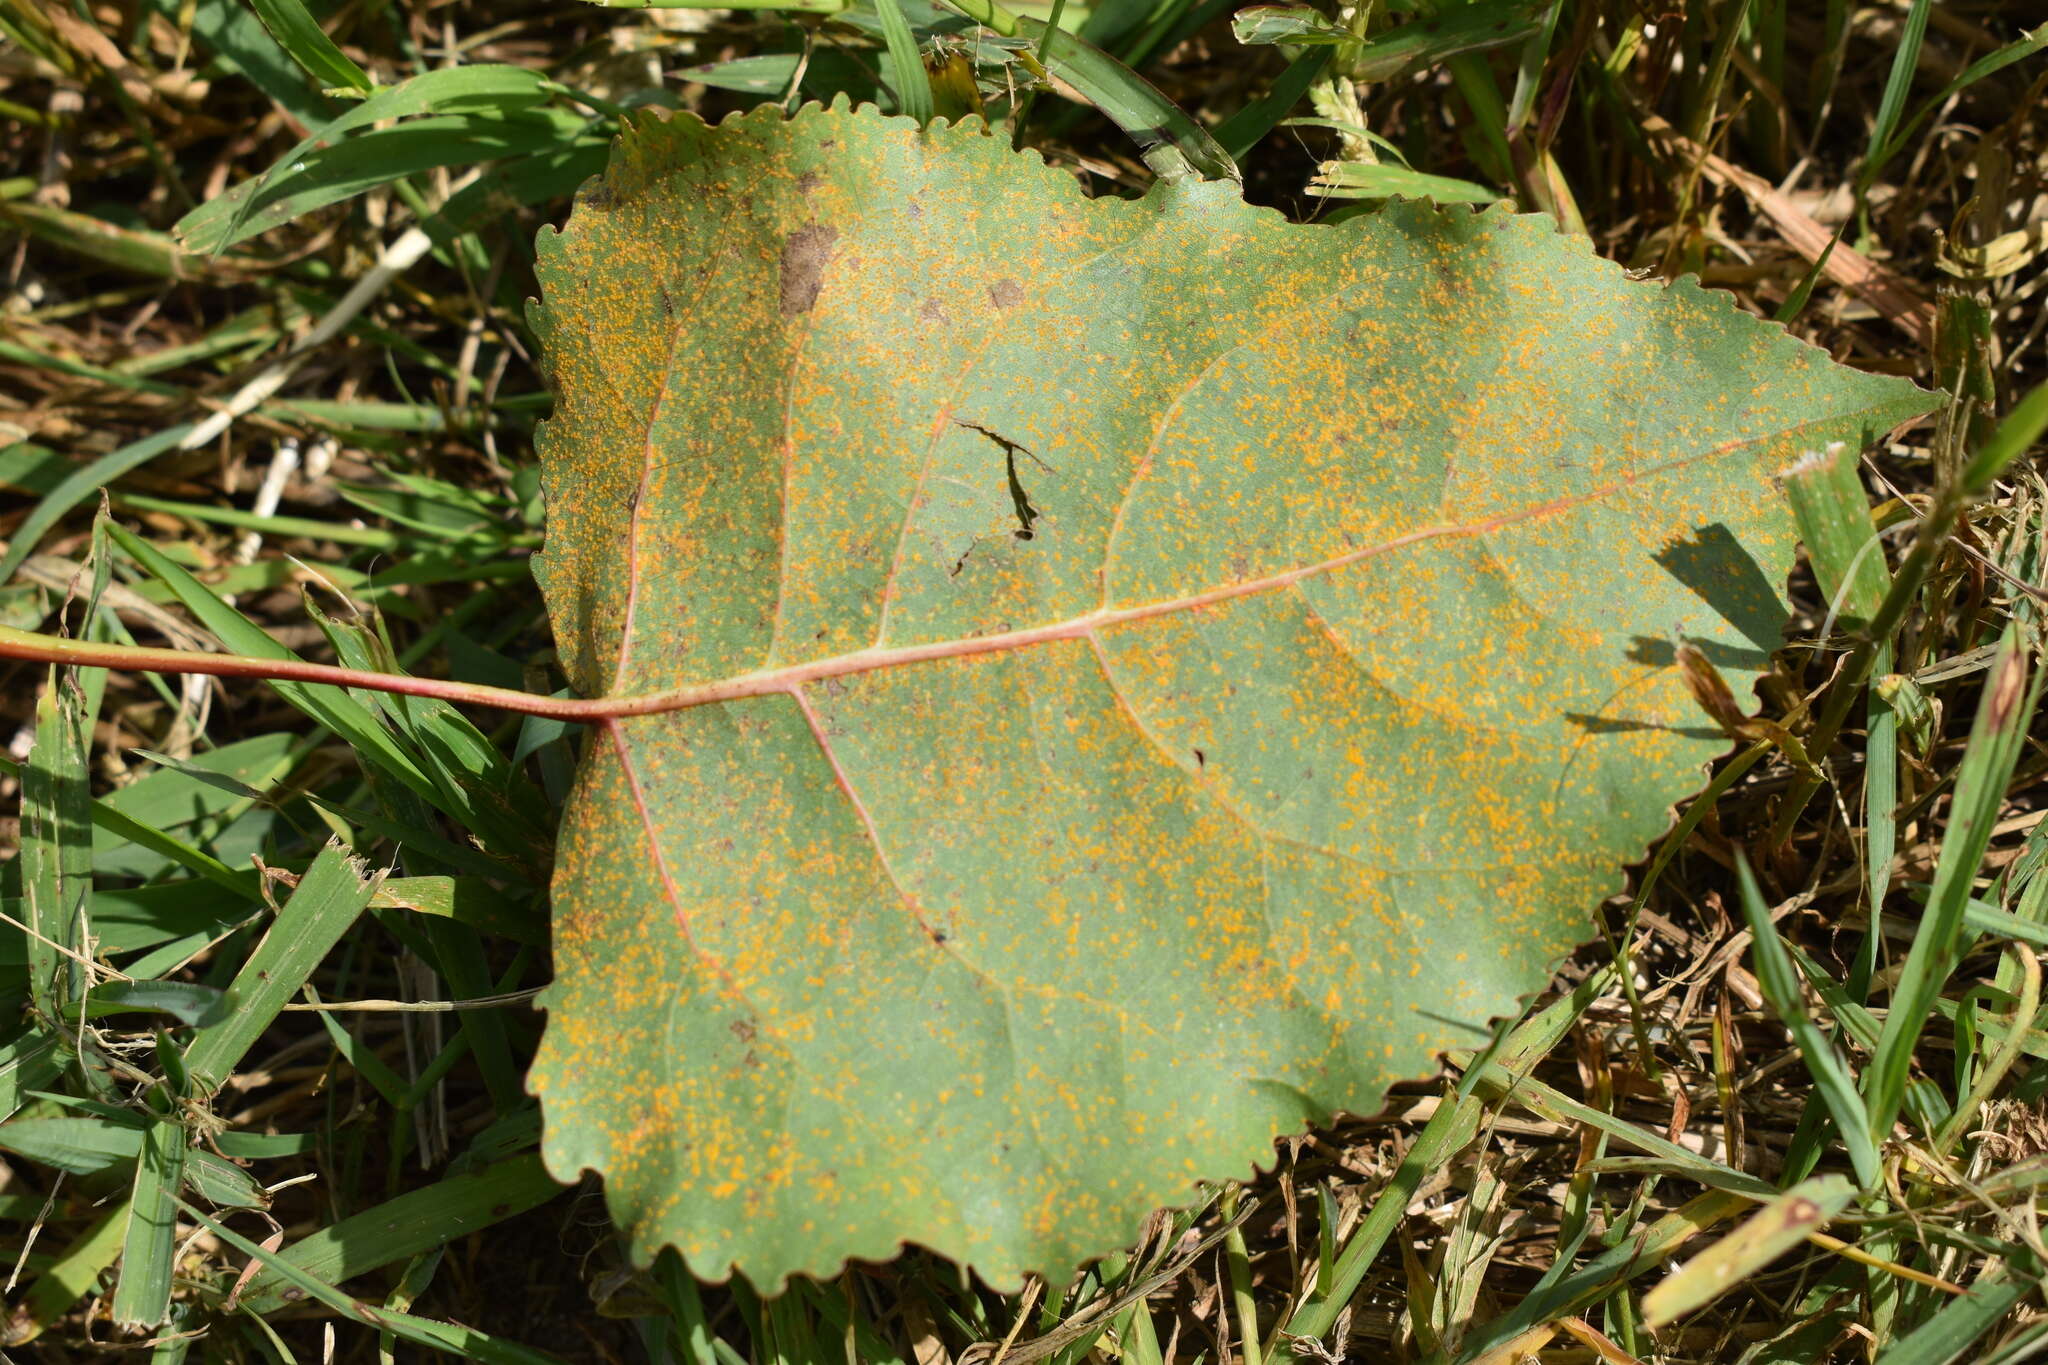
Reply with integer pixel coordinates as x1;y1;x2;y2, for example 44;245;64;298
2;0;2047;1360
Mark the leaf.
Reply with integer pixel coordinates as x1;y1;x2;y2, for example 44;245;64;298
527;102;1935;1288
1310;160;1505;204
245;0;373;96
234;1154;564;1313
1230;5;1354;47
1231;0;1548;78
76;980;236;1029
171;64;553;254
1639;1175;1855;1329
170;108;596;255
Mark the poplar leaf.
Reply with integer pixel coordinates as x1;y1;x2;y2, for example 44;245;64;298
528;102;1934;1288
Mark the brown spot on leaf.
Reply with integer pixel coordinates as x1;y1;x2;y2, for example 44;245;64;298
779;223;839;316
988;278;1024;309
920;297;948;325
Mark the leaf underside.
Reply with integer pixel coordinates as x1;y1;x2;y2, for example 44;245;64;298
528;101;1932;1289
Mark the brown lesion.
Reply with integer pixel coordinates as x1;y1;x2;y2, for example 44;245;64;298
778;223;839;316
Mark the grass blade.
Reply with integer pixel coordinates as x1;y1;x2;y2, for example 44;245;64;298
4;1201;130;1346
1865;629;2043;1143
871;0;934;121
0;422;198;585
105;521;453;811
1310;161;1505;203
111;1115;188;1328
1280;967;1618;1352
1857;0;1930;192
1875;1256;2044;1365
1214;47;1333;159
1451;1190;1752;1363
0;751;261;897
945;0;1239;182
1735;852;1882;1188
78;981;235;1029
184;1199;570;1362
21;674;93;1022
172;110;591;256
0;1115;146;1173
1871;24;2048;186
0;1029;64;1124
246;0;373;95
1640;1175;1854;1330
188;0;335;127
237;1154;565;1313
173;65;553;253
1961;377;2048;496
182;843;380;1093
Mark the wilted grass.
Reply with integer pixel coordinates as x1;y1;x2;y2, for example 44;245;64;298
3;0;2047;1361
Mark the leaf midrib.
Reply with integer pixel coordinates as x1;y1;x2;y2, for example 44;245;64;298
589;409;1868;718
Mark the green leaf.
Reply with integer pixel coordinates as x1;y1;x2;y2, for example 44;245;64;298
171;64;553;253
112;1116;188;1328
1309;160;1506;204
245;0;373;96
189;0;336;130
1734;851;1880;1189
170;108;593;255
1875;1256;2046;1365
0;1115;267;1207
179;1200;571;1364
0;421;199;582
869;0;935;122
182;843;380;1094
1230;0;1547;77
76;980;236;1029
21;674;93;1020
1639;1175;1855;1330
235;1154;565;1313
1017;19;1239;181
0;1113;146;1174
526;103;1935;1288
1230;6;1353;46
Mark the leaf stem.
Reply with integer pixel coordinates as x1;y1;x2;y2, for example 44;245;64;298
0;625;603;720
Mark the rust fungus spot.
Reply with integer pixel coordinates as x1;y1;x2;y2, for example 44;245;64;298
778;223;839;316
